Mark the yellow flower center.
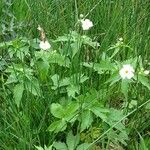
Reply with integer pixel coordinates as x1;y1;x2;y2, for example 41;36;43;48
125;70;129;74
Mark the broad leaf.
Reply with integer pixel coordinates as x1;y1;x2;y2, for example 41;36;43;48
51;74;60;90
90;106;109;122
48;119;67;133
67;85;79;98
82;35;99;48
37;60;49;81
6;73;18;84
71;42;81;58
66;131;80;150
48;53;70;67
64;101;79;122
80;75;89;83
53;142;68;150
51;103;64;118
25;77;40;96
138;74;150;90
94;61;115;73
35;145;44;150
13;83;24;107
107;109;126;131
59;77;70;87
76;143;90;150
80;110;93;132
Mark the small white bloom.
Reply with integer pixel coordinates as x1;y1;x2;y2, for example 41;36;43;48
37;25;42;31
118;37;123;41
81;19;93;30
119;64;135;79
80;14;84;18
144;70;149;75
39;40;51;50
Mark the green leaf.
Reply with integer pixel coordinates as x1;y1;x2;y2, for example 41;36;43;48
35;145;44;150
0;41;13;48
80;110;93;132
119;131;128;145
129;100;137;109
44;145;53;150
53;142;68;150
90;106;108;122
121;79;129;99
5;73;18;84
138;74;150;90
30;38;40;49
67;85;79;98
82;35;99;48
59;77;70;87
37;60;49;81
107;129;128;146
25;77;40;96
55;35;73;42
83;62;93;68
105;72;121;86
145;102;150;110
48;53;70;67
110;47;120;59
64;101;79;122
51;103;64;118
71;42;80;58
48;119;67;133
13;83;24;107
35;145;53;150
51;74;60;90
76;143;90;150
107;109;126;131
66;131;80;150
80;75;89;83
94;61;116;73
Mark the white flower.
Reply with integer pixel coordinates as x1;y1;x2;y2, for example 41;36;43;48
144;70;149;75
81;19;93;30
37;25;42;31
39;40;51;50
80;14;84;18
119;64;135;79
118;37;123;41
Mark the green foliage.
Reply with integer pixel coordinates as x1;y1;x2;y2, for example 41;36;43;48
0;0;150;149
53;131;89;150
48;101;79;133
13;83;24;107
137;74;150;90
35;145;53;150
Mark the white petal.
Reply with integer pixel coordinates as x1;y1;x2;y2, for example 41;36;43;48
119;64;134;79
119;68;127;79
39;41;51;50
81;19;93;30
118;37;123;41
144;70;149;75
126;72;134;79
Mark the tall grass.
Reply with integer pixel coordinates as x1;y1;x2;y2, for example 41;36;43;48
0;0;150;149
